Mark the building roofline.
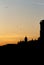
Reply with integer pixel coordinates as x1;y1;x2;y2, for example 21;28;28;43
40;20;44;24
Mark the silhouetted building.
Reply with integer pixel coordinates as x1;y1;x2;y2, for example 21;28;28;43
40;20;44;40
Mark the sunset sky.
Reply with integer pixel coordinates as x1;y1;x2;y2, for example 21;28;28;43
0;0;44;45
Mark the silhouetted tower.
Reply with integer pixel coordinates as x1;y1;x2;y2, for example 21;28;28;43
24;37;28;42
40;20;44;40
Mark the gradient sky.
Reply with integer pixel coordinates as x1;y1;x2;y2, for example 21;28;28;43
0;0;44;45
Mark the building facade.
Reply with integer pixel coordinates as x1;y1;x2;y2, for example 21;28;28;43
40;20;44;40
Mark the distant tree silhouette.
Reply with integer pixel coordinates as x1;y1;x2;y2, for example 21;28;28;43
24;37;28;42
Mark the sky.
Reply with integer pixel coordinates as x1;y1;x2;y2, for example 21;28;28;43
0;0;44;45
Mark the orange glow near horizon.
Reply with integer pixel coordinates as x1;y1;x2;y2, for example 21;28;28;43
0;33;40;46
0;0;44;46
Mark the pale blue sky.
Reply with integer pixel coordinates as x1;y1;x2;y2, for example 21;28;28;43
0;0;44;41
